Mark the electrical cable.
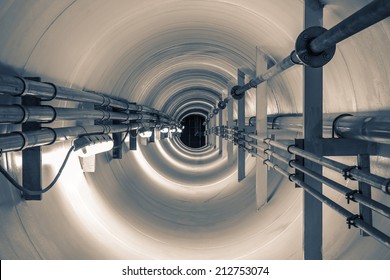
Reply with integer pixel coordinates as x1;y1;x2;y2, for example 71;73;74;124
0;145;75;195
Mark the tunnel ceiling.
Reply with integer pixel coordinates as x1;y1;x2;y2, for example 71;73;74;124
0;0;389;260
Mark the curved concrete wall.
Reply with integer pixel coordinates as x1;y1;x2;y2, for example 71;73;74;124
0;0;389;259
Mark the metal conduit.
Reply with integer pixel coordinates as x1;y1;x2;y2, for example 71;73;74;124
292;162;390;219
0;105;142;123
0;75;178;125
219;113;390;145
223;131;390;215
231;0;390;99
291;176;390;249
0;123;141;152
309;0;390;54
245;146;390;249
334;116;390;144
263;138;390;194
269;114;390;145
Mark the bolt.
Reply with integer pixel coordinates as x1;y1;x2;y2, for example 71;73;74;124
323;53;331;60
303;33;309;40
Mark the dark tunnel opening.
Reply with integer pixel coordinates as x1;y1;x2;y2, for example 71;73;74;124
180;114;206;148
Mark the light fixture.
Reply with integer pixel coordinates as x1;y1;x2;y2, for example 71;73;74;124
74;134;114;157
160;127;169;133
170;127;177;133
139;127;153;138
177;128;182;133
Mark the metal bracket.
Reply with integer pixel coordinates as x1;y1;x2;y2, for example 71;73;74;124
345;189;359;204
342;165;359;180
346;214;361;229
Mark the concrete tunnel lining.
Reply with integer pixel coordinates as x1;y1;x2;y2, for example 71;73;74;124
0;0;389;259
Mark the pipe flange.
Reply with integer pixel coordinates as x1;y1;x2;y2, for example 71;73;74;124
218;100;226;110
295;26;336;68
231;85;245;100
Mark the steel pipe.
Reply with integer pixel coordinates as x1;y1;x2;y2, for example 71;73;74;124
250;149;390;249
0;124;141;152
246;113;390;145
291;161;390;219
231;53;299;99
309;0;390;54
264;138;390;194
0;75;177;125
290;176;390;249
231;0;390;99
245;138;390;218
0;105;142;123
334;116;390;145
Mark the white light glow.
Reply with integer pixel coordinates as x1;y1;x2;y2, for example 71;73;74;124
160;127;169;133
139;130;153;138
75;141;114;158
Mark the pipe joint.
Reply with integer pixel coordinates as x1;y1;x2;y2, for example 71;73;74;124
99;94;111;107
10;131;27;151
13;76;29;96
332;113;353;138
12;104;29;124
382;179;390;194
41;82;58;101
231;85;245;100
43;127;58;146
218;100;226;110
295;26;336;68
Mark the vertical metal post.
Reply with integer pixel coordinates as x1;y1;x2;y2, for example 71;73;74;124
303;0;323;260
22;95;42;200
130;130;137;150
212;116;216;149
150;128;155;143
78;102;96;172
219;108;223;155
112;132;123;159
227;87;234;165
255;48;268;209
357;154;372;236
237;69;246;181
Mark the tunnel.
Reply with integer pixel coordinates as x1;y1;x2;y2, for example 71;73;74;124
0;0;389;260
